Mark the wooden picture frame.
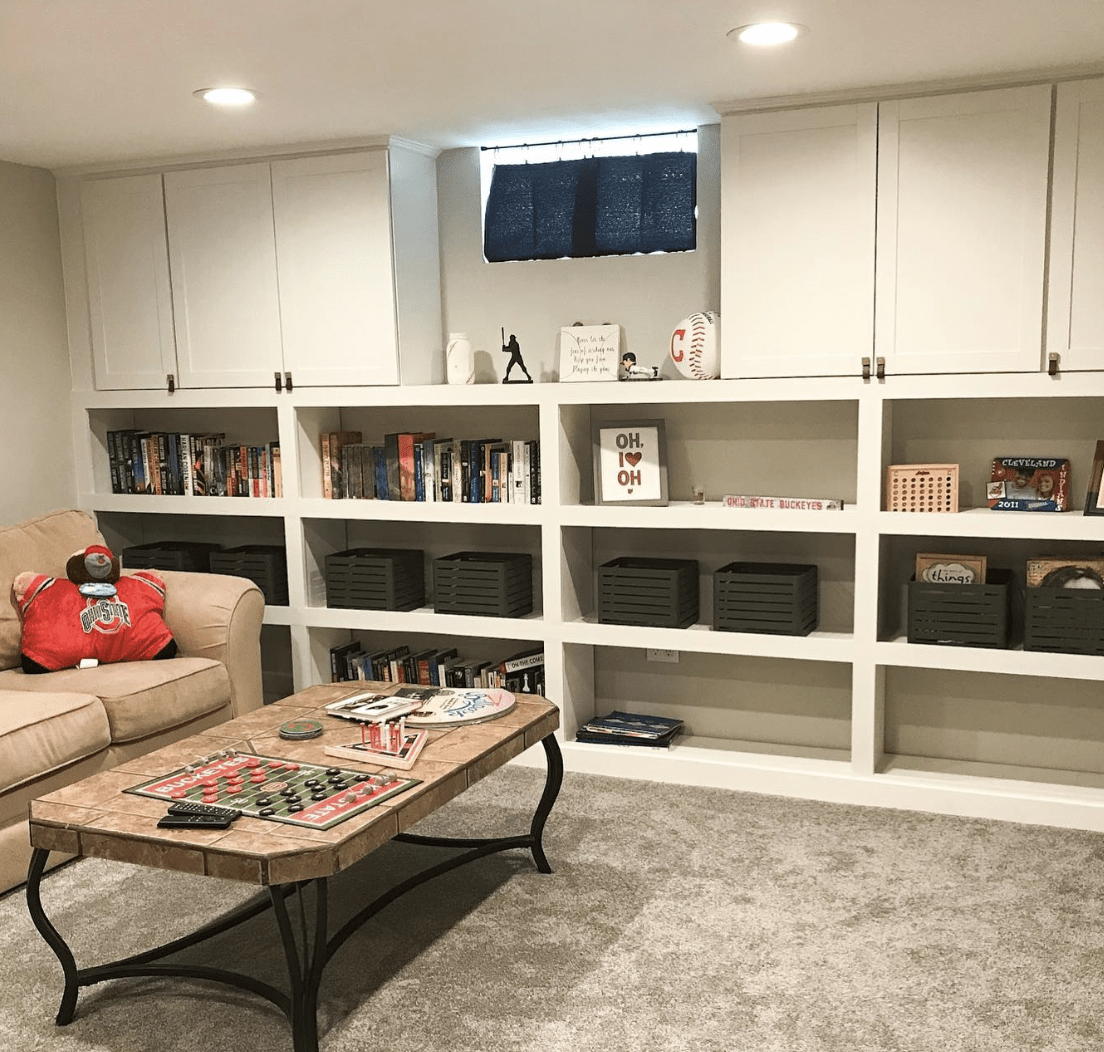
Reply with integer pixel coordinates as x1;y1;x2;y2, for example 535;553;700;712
915;552;988;586
1084;440;1104;516
592;419;669;506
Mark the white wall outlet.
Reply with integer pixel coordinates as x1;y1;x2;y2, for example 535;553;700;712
646;648;680;663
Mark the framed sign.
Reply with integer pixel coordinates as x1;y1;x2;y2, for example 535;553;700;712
592;419;668;506
1084;440;1104;516
559;324;620;382
915;553;987;585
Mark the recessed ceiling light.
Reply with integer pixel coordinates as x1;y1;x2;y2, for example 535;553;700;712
193;87;257;107
728;22;808;46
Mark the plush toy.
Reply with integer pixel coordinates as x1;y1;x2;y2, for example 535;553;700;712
13;544;177;674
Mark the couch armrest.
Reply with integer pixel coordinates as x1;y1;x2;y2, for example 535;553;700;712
157;571;265;718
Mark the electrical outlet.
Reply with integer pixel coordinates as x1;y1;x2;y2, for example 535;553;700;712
646;648;680;663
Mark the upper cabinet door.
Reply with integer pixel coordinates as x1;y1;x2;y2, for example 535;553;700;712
721;104;877;379
81;174;177;390
272;151;400;386
1047;78;1104;372
875;85;1052;375
165;163;284;388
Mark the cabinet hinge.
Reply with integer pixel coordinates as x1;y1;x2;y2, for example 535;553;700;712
861;357;871;381
274;371;283;392
285;371;293;392
876;357;886;381
166;373;175;394
1048;352;1060;377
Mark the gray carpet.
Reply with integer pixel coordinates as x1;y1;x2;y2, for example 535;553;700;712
2;766;1103;1051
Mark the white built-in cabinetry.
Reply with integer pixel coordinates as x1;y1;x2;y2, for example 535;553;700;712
722;83;1053;378
60;140;440;393
59;76;1104;834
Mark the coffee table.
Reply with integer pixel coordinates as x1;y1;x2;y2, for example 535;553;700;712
26;683;562;1052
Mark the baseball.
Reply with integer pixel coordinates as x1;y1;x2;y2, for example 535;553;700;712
670;312;720;380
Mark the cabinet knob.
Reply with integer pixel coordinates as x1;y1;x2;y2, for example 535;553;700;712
1048;352;1060;377
166;374;175;394
861;357;871;381
285;371;293;392
274;371;283;392
876;357;886;381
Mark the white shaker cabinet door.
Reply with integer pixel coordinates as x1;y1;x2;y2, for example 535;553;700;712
721;104;877;378
165;163;284;388
272;150;400;386
1048;78;1104;372
81;174;177;390
875;85;1051;375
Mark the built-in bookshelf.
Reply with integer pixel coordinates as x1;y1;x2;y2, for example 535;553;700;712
71;372;1104;833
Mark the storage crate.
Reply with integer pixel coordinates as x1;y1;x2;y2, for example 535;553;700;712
907;568;1012;648
325;547;425;611
597;557;699;629
1024;588;1104;655
209;545;289;605
713;562;818;635
121;541;221;573
433;551;533;617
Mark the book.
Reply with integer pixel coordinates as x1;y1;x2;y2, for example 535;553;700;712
723;494;844;511
322;430;362;499
576;710;683;747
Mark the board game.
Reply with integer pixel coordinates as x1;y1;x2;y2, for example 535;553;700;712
125;750;420;830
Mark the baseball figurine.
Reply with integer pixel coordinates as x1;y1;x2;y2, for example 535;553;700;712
670;311;720;380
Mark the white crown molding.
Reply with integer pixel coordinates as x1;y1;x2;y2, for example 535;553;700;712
713;63;1104;117
49;134;411;178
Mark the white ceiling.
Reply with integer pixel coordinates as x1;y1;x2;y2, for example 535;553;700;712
3;0;1104;171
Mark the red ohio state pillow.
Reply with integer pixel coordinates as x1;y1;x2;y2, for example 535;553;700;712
13;570;176;673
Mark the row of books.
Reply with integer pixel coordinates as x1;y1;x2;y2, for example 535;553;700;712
328;640;545;695
575;710;684;748
322;430;541;504
106;429;282;498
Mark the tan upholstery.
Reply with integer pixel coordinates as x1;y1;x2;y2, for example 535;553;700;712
0;658;228;743
0;508;267;894
0;689;110;795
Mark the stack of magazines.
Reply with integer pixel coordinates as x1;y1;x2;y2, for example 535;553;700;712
575;710;683;748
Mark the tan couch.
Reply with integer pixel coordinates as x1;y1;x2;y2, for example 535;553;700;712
0;509;265;894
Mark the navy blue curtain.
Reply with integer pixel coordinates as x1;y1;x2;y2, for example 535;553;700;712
483;151;696;262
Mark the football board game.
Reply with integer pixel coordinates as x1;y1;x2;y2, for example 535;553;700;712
126;750;420;830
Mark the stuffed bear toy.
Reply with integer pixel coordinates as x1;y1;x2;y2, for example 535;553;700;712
13;544;177;674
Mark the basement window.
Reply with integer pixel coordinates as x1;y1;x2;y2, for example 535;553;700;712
481;130;697;263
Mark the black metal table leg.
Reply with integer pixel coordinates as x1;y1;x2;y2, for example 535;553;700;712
26;847;80;1025
529;733;564;873
271;879;328;1052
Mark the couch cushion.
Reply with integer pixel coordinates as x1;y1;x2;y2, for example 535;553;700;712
0;510;104;672
0;688;111;795
0;657;229;744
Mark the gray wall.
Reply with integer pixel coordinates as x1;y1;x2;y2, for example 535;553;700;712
0;160;75;524
436;125;721;383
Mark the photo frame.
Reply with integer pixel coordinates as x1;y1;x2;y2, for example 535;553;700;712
559;324;620;382
592;419;669;506
1084;440;1104;516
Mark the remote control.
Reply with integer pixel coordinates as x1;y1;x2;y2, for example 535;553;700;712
167;801;241;820
157;813;235;830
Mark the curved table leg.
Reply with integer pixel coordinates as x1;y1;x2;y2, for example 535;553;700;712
529;733;564;874
271;879;328;1052
26;848;80;1025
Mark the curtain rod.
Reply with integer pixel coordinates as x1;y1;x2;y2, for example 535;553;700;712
480;129;696;151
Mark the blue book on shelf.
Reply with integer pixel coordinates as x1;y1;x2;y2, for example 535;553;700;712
373;446;388;500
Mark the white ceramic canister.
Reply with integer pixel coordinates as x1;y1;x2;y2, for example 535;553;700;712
446;332;475;384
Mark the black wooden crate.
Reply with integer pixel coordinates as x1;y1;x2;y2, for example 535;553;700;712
209;545;289;605
325;547;425;611
597;557;699;629
907;568;1012;648
433;551;533;617
1024;588;1104;655
121;541;221;573
713;562;818;635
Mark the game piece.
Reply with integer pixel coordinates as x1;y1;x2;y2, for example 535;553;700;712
127;751;420;830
